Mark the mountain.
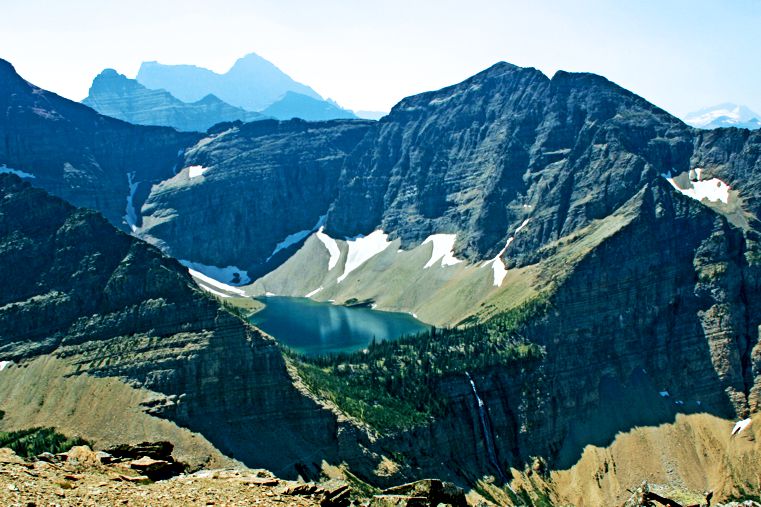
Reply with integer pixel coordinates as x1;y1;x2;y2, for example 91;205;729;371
0;58;198;230
0;173;341;475
83;69;265;132
136;52;321;112
685;102;761;129
261;91;357;121
132;62;761;500
1;56;761;504
138;63;703;276
354;109;388;120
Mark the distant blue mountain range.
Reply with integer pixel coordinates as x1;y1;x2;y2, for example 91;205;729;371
83;52;357;130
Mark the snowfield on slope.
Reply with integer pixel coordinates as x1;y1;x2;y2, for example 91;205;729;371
422;234;463;268
664;168;731;204
180;260;251;287
336;230;391;283
486;218;530;287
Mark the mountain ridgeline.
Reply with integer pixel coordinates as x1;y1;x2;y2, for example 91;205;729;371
0;174;341;475
82;54;357;130
1;56;760;504
83;69;266;132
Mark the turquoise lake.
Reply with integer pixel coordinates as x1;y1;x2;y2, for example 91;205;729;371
249;296;431;355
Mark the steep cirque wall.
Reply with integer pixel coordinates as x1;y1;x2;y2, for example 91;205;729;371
138;119;374;276
135;62;755;283
0;175;341;476
0;59;199;230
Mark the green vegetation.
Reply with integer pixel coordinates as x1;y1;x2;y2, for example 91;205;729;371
219;296;264;319
290;296;550;433
0;427;89;458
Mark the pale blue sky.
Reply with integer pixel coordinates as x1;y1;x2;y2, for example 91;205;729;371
1;0;759;116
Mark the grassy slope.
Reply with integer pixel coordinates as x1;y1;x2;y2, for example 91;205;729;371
0;356;234;469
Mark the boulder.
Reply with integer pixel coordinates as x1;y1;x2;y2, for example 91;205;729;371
369;495;428;507
104;441;174;461
128;455;184;480
321;484;351;507
0;448;25;465
64;445;100;466
376;479;467;507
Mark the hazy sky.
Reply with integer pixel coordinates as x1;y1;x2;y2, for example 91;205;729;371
1;0;759;116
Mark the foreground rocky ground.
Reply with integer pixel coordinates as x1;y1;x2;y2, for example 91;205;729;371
0;445;470;507
0;447;327;506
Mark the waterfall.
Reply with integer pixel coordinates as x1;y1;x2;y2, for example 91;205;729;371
466;371;510;485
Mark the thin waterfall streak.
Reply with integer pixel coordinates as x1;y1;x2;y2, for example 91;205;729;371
466;371;511;487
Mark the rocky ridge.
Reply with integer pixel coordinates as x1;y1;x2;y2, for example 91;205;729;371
83;69;266;132
0;58;199;231
0;174;341;476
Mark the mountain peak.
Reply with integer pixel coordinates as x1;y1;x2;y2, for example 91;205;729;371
96;68;122;79
136;52;323;110
0;58;29;91
230;52;269;68
0;57;17;76
684;103;761;130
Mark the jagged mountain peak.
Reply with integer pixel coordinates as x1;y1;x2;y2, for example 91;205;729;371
228;51;280;73
135;52;323;111
83;69;265;132
389;61;547;115
0;57;32;93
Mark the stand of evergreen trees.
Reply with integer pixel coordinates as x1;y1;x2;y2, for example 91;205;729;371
290;295;550;432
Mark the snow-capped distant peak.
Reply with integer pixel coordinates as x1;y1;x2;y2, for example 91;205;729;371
684;103;761;130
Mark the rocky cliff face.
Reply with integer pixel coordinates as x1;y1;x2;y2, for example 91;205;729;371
319;179;760;492
134;62;708;277
0;174;340;476
0;59;199;230
83;69;265;132
139;119;374;275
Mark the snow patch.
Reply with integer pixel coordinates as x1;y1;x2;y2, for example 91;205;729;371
664;168;731;204
487;219;530;287
198;284;232;298
180;260;250;287
0;165;35;179
316;226;341;271
337;230;391;283
265;291;276;296
186;165;208;178
267;215;327;261
0;360;12;371
305;287;323;298
731;418;752;436
124;172;139;232
514;218;531;235
422;234;463;269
